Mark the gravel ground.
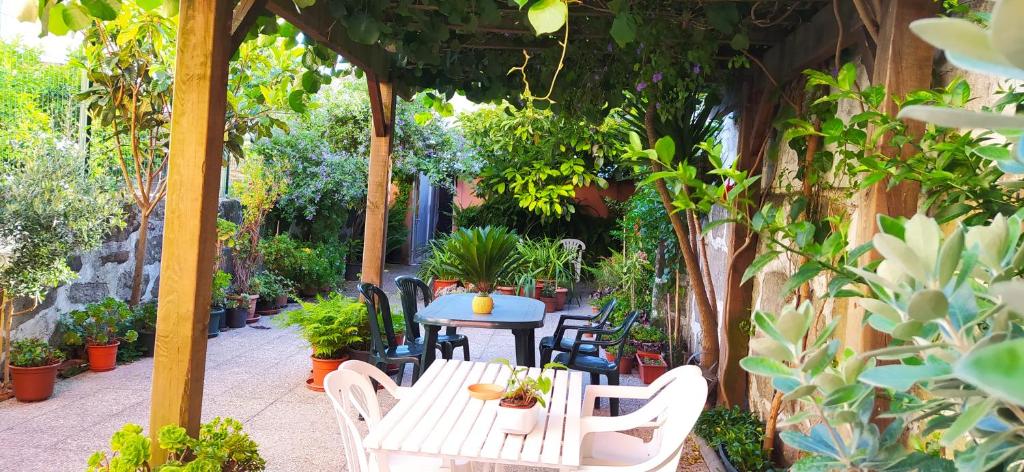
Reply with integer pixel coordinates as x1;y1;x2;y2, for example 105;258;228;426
0;265;708;471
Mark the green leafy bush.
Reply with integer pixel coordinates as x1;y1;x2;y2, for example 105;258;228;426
210;270;232;308
417;236;461;282
694;406;772;472
274;293;365;359
250;271;293;300
86;418;265;472
10;338;65;368
62;298;138;347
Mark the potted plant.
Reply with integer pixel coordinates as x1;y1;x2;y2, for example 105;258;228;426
9;338;65;402
209;270;231;338
605;343;636;374
440;226;521;314
636;351;668;384
87;418;266;471
274;293;364;391
251;271;291;314
631;325;668;355
225;296;249;329
418;237;460;291
62;298;138;372
131;302;158;357
694;406;773;472
344;238;363;281
538;285;557;313
493;358;564;434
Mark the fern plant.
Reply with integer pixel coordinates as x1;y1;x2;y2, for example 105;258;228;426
274;293;364;359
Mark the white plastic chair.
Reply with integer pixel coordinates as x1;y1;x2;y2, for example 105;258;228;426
560;238;586;305
577;365;708;471
324;360;456;472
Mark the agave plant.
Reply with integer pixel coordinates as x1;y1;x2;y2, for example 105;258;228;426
741;213;1024;471
440;226;522;293
898;0;1024;173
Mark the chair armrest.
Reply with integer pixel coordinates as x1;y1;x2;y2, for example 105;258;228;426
394;386;413;400
552;322;591;346
581;373;680;416
579;414;664;437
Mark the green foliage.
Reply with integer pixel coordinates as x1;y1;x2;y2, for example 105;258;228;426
439;227;522;293
10;338;65;368
230;153;290;294
587;250;652;313
452;193;621;264
417;236;461;282
86;418;265;472
250;271;293;300
260;235;345;292
494;358;565;408
516;238;573;287
741;213;1024;471
694;406;772;472
460;104;629;218
0;136;124;300
210;270;232;308
0;41;80;161
274;293;365;359
62;298;139;346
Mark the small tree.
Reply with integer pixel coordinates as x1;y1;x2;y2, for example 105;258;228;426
0;136;123;390
230;154;289;295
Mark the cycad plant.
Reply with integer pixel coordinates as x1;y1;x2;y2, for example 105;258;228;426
440;227;522;293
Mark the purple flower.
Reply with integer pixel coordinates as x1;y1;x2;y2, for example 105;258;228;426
636;82;648;92
606;43;613;52
692;64;702;74
652;72;663;83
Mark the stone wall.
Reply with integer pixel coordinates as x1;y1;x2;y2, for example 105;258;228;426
10;198;242;344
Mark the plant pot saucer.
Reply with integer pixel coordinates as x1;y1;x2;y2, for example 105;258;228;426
305;377;325;392
256;308;281;316
245;317;261;324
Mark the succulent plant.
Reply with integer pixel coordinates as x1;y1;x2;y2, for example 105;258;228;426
741;213;1024;471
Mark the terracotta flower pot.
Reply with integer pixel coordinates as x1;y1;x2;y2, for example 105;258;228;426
618;355;635;375
275;294;289;308
86;341;120;373
540;296;557;313
534;282;545;300
555;288;568;310
495;286;516;296
10;363;60;402
433;279;459;292
636;352;668;384
308;354;349;392
245;295;260;323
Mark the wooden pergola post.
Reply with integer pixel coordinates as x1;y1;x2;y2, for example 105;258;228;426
147;0;232;463
360;76;395;287
844;0;935;353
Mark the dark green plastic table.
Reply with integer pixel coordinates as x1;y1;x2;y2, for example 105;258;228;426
415;293;545;369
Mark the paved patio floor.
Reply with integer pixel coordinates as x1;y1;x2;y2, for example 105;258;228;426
0;265;708;471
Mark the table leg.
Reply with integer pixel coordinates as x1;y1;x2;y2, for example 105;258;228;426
422;324;441;370
513;329;536;367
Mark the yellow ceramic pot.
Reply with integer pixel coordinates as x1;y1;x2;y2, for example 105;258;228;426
472;293;494;314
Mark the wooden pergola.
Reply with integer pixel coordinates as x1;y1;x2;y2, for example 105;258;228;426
148;0;936;462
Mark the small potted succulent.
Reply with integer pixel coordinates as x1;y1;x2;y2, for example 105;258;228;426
636;351;668;384
439;227;521;315
274;293;364;391
209;270;232;338
493;358;564;434
63;298;138;372
9;338;65;402
88;417;266;471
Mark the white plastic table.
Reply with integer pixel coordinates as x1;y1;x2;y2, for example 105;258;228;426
364;359;586;471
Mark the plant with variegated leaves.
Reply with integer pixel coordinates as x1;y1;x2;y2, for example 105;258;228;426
741;213;1024;471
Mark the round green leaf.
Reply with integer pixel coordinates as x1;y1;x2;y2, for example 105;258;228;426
609;12;637;47
347;13;381;45
137;0;163;12
287;89;307;113
48;4;71;36
907;289;949;322
955;339;1024;406
62;4;92;30
300;71;321;93
892;320;923;340
739;355;793;378
527;0;567;35
82;0;119;21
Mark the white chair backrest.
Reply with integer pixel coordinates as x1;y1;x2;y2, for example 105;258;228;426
581;365;708;472
560;238;586;281
323;360;402;472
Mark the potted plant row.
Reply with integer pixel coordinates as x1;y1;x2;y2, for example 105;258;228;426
631;325;669;384
62;297;138;372
209;270;232;337
9;338;65;402
251;270;292;315
274;292;364;391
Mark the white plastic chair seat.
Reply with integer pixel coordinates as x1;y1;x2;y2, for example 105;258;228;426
581;431;653;466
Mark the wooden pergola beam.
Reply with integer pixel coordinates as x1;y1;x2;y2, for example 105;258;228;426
360;76;396;288
844;0;935;353
759;0;864;84
264;0;390;79
230;0;267;54
147;0;232;463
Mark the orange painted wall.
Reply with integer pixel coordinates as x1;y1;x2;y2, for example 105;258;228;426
454;179;635;218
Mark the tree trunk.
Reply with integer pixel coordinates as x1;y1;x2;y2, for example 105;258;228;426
130;211;151;305
644;106;719;379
